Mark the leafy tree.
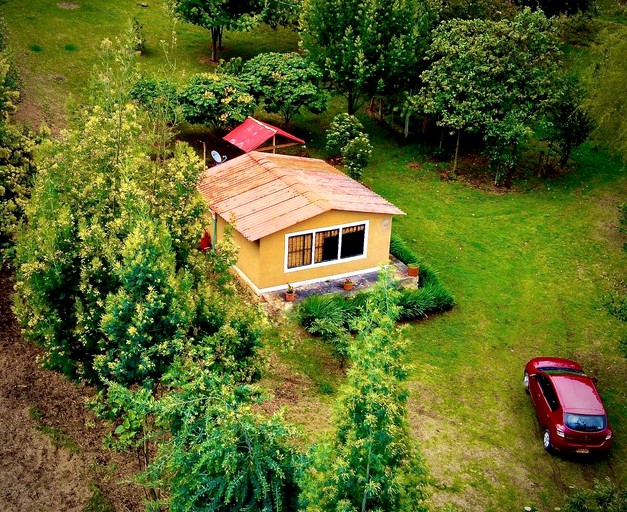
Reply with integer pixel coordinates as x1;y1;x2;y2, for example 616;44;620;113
325;114;372;181
0;124;40;254
95;215;195;387
583;26;627;162
173;0;262;62
0;17;21;119
543;75;593;167
300;0;428;114
130;77;180;125
179;73;256;132
15;38;209;384
412;8;561;182
0;26;45;256
102;370;299;511
515;0;593;16
300;267;429;512
261;0;302;28
243;52;328;127
0;53;18;121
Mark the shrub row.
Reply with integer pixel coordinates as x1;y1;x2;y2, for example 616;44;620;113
390;233;440;286
299;280;453;334
298;235;454;347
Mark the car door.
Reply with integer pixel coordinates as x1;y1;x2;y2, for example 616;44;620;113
530;374;552;426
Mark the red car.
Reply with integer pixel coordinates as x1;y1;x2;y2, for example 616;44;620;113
524;357;612;454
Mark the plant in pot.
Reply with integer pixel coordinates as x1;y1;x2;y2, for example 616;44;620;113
343;278;354;291
285;283;296;302
407;262;419;278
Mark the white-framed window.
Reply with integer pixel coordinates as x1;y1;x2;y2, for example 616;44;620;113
284;221;369;272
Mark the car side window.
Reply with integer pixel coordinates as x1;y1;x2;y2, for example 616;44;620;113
537;375;560;412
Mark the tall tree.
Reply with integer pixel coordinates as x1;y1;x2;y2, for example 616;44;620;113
583;26;627;163
300;0;428;114
243;52;328;127
95;215;195;386
14;37;208;384
173;0;262;62
410;8;561;182
300;267;428;512
102;370;298;511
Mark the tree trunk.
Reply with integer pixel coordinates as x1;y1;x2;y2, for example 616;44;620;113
347;90;356;115
453;130;460;172
404;111;410;139
218;27;224;49
211;27;220;62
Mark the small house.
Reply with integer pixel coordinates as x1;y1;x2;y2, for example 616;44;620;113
198;152;405;294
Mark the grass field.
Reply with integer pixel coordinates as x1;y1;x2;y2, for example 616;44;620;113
2;1;626;511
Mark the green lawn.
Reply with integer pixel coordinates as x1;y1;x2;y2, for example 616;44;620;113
3;1;626;511
1;0;298;128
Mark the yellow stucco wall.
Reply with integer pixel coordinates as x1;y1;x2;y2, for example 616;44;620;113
214;215;261;286
259;210;392;290
214;210;394;293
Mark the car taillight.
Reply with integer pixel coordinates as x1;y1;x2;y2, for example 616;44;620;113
556;426;565;438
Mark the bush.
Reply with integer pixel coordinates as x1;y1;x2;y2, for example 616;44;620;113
604;291;627;322
563;479;626;512
298;294;344;331
397;282;455;321
131;17;145;54
326;113;365;154
298;266;453;349
390;233;419;265
342;133;372;181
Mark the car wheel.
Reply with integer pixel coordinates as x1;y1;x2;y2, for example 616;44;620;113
543;429;553;453
523;371;530;393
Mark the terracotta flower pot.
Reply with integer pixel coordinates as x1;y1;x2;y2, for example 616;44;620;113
343;282;354;291
407;264;419;277
285;291;296;302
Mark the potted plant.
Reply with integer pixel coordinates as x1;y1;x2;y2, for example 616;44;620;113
407;262;419;278
343;278;354;291
284;283;296;302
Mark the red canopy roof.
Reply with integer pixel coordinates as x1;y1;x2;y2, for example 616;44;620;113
223;117;305;153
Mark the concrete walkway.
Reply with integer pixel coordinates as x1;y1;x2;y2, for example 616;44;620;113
260;258;415;312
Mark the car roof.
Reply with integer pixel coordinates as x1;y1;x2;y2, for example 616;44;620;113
529;357;584;373
548;374;606;414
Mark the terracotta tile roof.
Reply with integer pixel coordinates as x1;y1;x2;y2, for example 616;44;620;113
198;152;405;241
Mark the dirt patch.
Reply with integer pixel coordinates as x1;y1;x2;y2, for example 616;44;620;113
0;268;143;511
57;3;80;9
198;55;220;66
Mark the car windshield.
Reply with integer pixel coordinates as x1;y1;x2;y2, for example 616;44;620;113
538;366;585;376
564;413;606;432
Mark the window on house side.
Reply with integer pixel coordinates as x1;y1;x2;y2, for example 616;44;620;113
287;233;313;269
340;224;365;259
287;223;366;270
315;229;339;263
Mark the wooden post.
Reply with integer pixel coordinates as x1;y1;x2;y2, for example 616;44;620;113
272;134;276;154
202;141;206;169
